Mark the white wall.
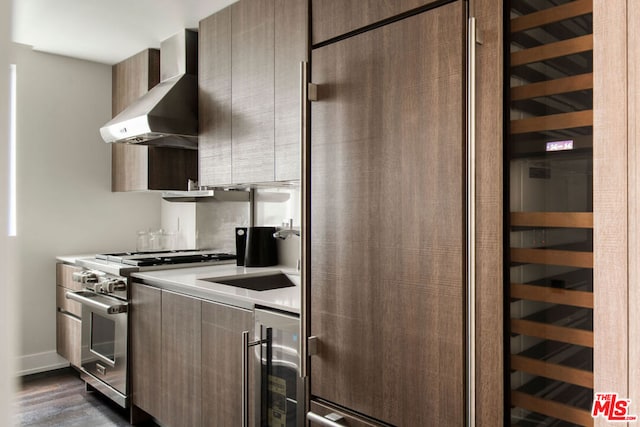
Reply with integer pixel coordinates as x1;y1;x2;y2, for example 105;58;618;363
11;43;162;374
1;0;17;423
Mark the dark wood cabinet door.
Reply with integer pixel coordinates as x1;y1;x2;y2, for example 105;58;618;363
161;291;202;427
311;0;442;45
56;312;81;368
310;2;465;425
274;0;308;182
199;6;233;187
131;283;162;418
231;0;275;184
111;49;195;191
111;49;158;192
112;49;159;116
201;301;253;426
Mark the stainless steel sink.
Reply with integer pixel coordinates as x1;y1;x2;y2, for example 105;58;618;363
202;272;296;291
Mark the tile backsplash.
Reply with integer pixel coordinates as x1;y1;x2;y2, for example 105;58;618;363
160;186;301;268
196;201;250;252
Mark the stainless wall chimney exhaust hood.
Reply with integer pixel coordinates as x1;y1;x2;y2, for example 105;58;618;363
100;30;198;150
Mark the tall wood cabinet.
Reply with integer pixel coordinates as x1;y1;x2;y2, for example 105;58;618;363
311;0;442;45
309;2;465;425
130;283;253;426
198;0;307;187
111;49;197;192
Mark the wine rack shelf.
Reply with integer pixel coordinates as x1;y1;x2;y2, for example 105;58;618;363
508;1;594;425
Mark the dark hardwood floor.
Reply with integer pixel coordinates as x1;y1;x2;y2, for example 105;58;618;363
15;368;132;427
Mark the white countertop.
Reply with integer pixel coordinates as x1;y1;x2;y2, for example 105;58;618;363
56;254;94;265
131;264;301;314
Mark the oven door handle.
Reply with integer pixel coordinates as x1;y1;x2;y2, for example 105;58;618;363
66;291;128;315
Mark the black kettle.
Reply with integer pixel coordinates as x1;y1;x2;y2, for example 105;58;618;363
243;226;278;267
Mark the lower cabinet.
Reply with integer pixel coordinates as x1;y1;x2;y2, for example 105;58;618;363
130;283;162;418
202;299;253;425
55;263;83;368
55;312;81;367
131;282;253;427
162;291;202;427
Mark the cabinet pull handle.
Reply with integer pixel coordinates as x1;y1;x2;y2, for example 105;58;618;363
300;60;310;379
466;16;477;427
307;411;345;426
242;330;266;427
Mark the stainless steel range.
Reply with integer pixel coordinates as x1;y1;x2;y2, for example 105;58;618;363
66;250;236;408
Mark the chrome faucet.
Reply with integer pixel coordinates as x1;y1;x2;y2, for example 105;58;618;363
273;219;300;240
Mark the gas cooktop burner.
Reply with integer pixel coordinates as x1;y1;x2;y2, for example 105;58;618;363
121;253;236;267
94;249;236;267
95;250;195;261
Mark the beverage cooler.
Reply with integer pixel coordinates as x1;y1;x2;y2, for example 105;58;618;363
507;0;594;425
249;308;303;427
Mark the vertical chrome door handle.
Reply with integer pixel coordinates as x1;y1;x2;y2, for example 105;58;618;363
300;60;312;380
242;331;250;427
242;330;266;427
466;15;477;427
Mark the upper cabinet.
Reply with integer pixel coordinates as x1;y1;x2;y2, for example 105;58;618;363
199;0;308;187
230;0;275;184
311;0;441;45
111;49;197;192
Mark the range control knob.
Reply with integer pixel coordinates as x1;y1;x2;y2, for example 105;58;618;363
104;279;127;293
73;271;98;284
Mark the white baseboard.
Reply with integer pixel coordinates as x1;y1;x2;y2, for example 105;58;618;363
17;350;69;376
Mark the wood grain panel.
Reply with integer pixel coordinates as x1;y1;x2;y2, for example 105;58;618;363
56;312;81;368
201;301;253;426
111;49;158;192
510;211;593;228
510;73;593;101
510;110;593;134
161;290;201;427
511;391;593;426
473;0;504;424
274;0;307;182
112;50;154;116
511;319;593;347
628;0;640;415
56;286;82;318
311;0;442;45
510;0;593;33
55;263;82;291
231;0;275;184
111;144;149;192
310;3;464;425
511;283;593;308
147;49;160;90
511;354;594;388
511;35;593;67
593;0;629;420
511;247;593;268
199;7;233;186
130;283;162;419
147;147;197;190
